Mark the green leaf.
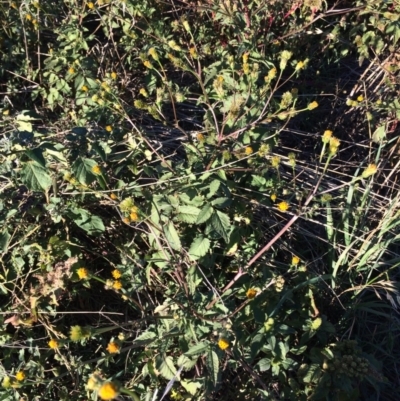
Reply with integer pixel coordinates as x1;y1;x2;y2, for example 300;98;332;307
257;358;271;372
185;342;209;357
158;356;177;380
0;231;11;253
164;221;182;251
177;355;198;371
21;161;52;192
251;175;266;187
372;124;386;143
176;206;201;223
196;203;214;224
181;380;201;395
210;210;231;242
25;149;46;167
207;179;220;198
189;236;210;260
206;349;219;386
211;197;231;208
72;157;98;185
67;208;105;235
134;331;157;346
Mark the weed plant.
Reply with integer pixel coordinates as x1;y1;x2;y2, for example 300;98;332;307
0;0;399;400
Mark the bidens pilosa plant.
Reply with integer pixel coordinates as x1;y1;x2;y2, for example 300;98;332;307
0;0;399;400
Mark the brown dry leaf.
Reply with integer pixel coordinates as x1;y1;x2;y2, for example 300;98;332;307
4;315;20;326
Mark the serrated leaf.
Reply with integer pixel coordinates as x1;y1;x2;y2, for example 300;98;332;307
301;363;322;384
67;208;105;235
135;331;157;341
251;175;266;187
25;149;46;167
177;355;198;371
290;345;307;355
206;349;219;386
207;179;220;198
210;210;231;242
189;236;210;260
16;120;33;132
196;204;213;224
0;231;11;252
164;221;182;251
179;194;204;207
372;124;386;143
21;161;52;192
181;380;201;395
176;206;201;223
45;148;68;166
185;342;209;357
211;197;231;208
159;356;177;380
72;157;98;185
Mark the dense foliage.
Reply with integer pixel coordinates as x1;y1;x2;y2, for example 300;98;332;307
0;0;399;400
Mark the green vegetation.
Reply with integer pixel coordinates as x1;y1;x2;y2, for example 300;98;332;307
1;0;399;400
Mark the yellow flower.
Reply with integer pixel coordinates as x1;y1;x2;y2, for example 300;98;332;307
308;101;318;110
129;212;138;221
148;47;159;61
92;165;101;175
218;338;230;351
15;371;25;381
168;40;181;51
197;133;205;142
271;155;280;168
277;201;289;212
311;317;322;330
77;268;89;279
270;194;277;202
111;269;122;279
81;85;88;92
87;2;95;9
68;67;75;74
264;317;274;332
86;376;99;391
357;95;364;102
111;72;117;80
70;325;91;341
139;88;148;97
362;163;377;178
189;47;197;58
105;125;112;132
106;342;120;354
295;61;304;71
143;60;153;69
2;376;11;389
245;146;253;155
25;14;32;21
122;217;130;224
292;256;300;265
329;137;340;155
98;381;119;400
182;19;190;32
246;288;257;299
266;67;277;81
113;280;122;290
322;130;333;144
48;339;59;349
